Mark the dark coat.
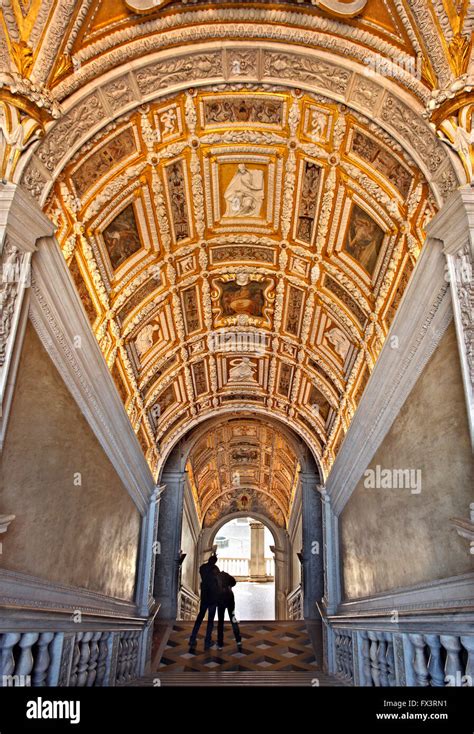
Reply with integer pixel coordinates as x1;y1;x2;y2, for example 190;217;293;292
217;571;237;607
199;562;219;605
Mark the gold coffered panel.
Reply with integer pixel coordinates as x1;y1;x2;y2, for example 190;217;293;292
187;418;300;528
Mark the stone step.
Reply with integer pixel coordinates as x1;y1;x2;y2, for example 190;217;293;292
126;671;347;686
143;618;347;685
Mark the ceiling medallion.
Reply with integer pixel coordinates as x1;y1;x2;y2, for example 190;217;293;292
311;0;368;18
125;0;173;13
125;0;368;17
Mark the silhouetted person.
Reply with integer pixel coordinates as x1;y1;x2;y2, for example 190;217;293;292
189;554;219;651
216;570;242;650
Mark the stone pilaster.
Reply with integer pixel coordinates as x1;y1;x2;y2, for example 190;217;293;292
318;484;341;615
249;521;267;580
154;470;185;619
136;485;166;617
301;472;324;620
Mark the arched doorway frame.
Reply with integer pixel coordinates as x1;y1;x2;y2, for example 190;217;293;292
202;510;289;621
155;412;322;620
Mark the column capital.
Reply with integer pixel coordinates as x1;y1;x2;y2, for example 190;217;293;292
426;184;474;258
299;471;321;487
0;182;54;253
317;484;331;503
160;470;186;483
150;484;166;505
428;81;474;185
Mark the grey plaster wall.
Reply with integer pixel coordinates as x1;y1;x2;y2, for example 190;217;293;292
340;322;474;599
0;322;141;601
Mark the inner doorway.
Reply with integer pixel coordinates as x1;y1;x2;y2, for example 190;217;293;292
215;517;275;620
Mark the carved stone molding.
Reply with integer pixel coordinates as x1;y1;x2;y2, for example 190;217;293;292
53;10;427;102
0;568;144;628
20;44;456;207
333;572;474;618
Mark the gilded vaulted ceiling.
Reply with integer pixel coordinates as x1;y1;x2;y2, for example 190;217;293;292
187;418;300;528
1;0;473;493
44;86;436;477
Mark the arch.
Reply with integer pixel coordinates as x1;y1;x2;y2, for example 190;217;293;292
156;410;322;620
208;510;282;550
204;511;285;621
159;408;321;481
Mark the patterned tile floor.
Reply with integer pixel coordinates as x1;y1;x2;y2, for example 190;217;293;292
155;621;322;673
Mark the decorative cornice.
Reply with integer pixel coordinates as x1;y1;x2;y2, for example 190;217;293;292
332;572;474;618
0;568;145;626
53;9;427;102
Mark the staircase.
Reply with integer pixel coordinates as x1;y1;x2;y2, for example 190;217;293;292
126;620;346;687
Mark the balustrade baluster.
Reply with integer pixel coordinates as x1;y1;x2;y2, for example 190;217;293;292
76;632;93;688
440;635;462;686
424;635;444;687
86;632;101;687
384;633;396;687
460;636;474;687
359;632;372;686
409;634;429;686
95;633;109;687
69;634;81;687
377;633;388;687
16;633;39;682
368;632;380;686
32;632;54;687
0;633;21;683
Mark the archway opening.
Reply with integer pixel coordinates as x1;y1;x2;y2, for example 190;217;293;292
215;517;275;621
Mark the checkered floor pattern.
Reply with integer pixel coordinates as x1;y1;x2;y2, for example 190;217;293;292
156;621;322;673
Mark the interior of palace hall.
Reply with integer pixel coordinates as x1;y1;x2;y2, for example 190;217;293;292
0;0;473;694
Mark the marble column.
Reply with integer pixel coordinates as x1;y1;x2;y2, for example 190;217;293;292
318;484;341;615
427;186;474;447
0;183;54;449
136;485;165;617
301;473;324;620
154;470;185;619
249;521;267;580
271;540;290;620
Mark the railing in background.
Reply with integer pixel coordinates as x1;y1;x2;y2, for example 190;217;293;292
265;558;275;577
287;585;303;620
219;558;249;577
0;628;147;687
177;586;200;621
330;628;474;687
218;557;275;579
